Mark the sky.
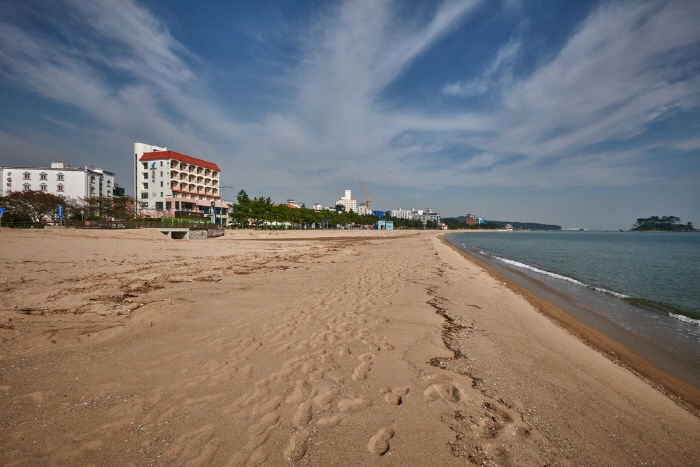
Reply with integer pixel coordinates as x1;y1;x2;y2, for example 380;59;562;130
0;0;699;230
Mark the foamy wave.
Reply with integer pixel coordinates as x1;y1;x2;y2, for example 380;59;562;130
670;313;700;326
593;286;629;299
488;254;630;298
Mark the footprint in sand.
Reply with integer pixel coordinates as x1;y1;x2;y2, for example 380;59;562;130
337;397;371;413
292;400;313;427
283;428;310;462
285;379;313;404
367;427;395;455
424;382;461;403
380;386;409;405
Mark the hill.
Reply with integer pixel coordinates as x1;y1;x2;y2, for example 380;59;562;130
449;217;562;230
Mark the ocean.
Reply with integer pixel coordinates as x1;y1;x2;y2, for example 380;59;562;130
446;231;700;388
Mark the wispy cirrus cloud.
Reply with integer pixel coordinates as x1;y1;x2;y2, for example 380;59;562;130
428;0;700;188
0;0;698;199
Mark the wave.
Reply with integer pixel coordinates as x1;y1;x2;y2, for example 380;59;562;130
669;313;700;326
481;251;631;298
477;250;700;324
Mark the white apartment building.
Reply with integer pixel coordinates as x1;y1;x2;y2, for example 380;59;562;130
415;208;441;225
133;143;228;221
0;163;115;199
357;204;371;215
335;190;357;212
387;208;421;219
386;207;440;225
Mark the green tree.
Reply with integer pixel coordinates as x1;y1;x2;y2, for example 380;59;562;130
0;190;74;223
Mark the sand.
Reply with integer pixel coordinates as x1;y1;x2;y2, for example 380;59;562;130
1;228;699;466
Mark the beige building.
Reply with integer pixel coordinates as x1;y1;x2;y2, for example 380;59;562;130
335;189;357;212
133;143;228;222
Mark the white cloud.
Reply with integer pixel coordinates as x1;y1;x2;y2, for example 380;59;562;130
492;0;700;157
0;0;698;199
443;38;521;97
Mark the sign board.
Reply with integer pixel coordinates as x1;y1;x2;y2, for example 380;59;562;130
57;205;63;218
210;201;216;223
0;208;5;214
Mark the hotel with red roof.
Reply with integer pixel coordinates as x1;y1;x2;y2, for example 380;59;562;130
133;143;228;222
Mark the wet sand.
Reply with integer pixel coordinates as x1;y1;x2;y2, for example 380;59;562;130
1;228;699;466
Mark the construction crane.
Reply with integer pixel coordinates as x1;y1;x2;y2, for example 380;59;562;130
359;178;371;213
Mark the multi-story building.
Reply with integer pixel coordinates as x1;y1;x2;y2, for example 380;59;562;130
133;143;228;221
0;163;115;199
385;207;440;225
335;190;357;213
387;208;414;219
415;208;441;225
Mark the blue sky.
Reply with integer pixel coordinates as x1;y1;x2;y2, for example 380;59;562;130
1;0;698;230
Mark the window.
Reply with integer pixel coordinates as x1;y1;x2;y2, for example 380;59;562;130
160;192;163;197
57;173;64;181
141;192;149;199
166;201;171;210
160;181;163;187
143;183;148;189
23;183;30;190
23;172;30;180
57;184;64;192
160;171;163;177
40;184;48;191
155;202;163;210
160;161;163;167
142;172;148;179
142;162;147;169
40;173;48;180
142;202;149;208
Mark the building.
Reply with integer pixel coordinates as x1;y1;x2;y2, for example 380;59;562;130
387;208;414;219
1;162;115;199
133;143;228;222
335;190;357;213
415;208;441;226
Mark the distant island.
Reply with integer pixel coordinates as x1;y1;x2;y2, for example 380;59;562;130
631;216;695;232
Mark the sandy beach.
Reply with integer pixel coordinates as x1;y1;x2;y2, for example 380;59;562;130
1;228;699;466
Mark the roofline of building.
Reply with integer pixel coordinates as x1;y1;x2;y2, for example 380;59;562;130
1;166;114;175
140;151;220;172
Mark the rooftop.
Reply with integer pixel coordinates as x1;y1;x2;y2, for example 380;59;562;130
140;150;220;172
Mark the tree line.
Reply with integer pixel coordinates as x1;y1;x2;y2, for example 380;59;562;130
0;190;135;226
632;216;695;232
1;188;440;229
228;190;427;229
442;218;502;229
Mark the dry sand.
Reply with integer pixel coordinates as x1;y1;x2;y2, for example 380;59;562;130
1;228;698;466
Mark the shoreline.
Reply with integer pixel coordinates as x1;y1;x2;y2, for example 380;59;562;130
440;235;700;414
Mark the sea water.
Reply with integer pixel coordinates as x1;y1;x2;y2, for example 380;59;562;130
446;231;700;388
